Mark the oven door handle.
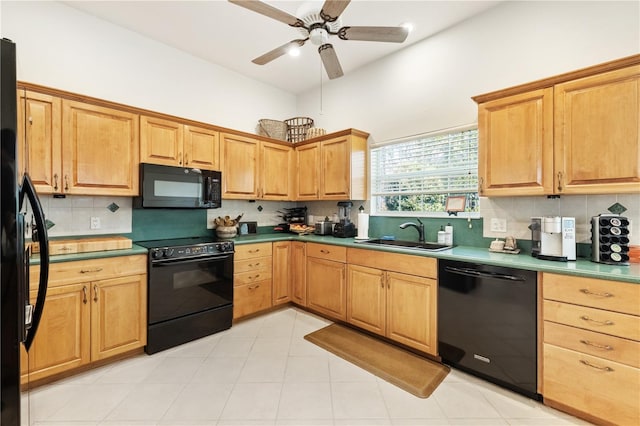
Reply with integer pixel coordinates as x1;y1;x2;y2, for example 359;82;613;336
151;254;233;266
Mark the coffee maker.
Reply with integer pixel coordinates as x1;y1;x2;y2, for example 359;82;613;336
529;216;576;261
333;201;356;238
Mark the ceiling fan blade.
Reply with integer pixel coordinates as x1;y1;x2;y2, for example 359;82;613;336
252;39;307;65
228;0;304;27
338;26;409;43
318;44;343;79
320;0;350;22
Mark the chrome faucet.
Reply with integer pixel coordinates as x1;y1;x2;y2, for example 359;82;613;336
399;218;425;243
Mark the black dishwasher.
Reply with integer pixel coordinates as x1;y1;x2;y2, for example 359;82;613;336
438;260;540;400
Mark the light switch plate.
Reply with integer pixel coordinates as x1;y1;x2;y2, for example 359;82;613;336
490;218;507;233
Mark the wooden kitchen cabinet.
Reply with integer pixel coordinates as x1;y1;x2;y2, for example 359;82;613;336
541;273;640;425
272;241;291;305
290;241;307;306
221;133;293;200
62;100;139;196
17;90;62;193
295;129;369;201
306;243;347;321
347;248;438;355
474;55;640;196
140;115;220;170
23;255;146;384
233;243;273;319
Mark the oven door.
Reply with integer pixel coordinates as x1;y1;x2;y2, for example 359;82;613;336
148;253;233;324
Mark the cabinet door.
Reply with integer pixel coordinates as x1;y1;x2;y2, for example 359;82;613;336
477;88;554;196
306;257;346;321
220;133;259;199
62;100;139;196
320;137;351;199
261;141;292;200
17;90;62;194
347;264;385;335
290;241;307;306
91;274;147;361
184;125;219;170
140;115;184;166
554;65;640;194
272;241;291;305
386;272;437;355
296;142;320;200
25;283;91;382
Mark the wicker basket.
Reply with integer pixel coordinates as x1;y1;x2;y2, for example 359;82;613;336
306;127;326;139
285;117;314;143
258;119;288;141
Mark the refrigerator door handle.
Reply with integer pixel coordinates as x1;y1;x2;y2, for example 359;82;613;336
20;173;49;351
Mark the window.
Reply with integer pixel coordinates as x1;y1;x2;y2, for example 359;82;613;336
371;126;479;216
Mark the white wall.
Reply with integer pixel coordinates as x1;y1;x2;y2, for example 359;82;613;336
296;1;640;143
0;1;297;133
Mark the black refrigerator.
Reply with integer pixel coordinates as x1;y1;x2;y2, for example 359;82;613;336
1;38;50;425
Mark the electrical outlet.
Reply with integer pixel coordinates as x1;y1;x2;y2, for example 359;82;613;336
90;217;101;230
490;218;507;233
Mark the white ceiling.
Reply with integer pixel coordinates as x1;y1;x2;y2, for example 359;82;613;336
63;0;502;95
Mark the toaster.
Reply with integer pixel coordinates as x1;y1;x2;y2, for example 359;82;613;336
314;220;333;235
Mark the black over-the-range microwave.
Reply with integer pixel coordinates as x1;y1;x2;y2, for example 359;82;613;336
134;163;222;209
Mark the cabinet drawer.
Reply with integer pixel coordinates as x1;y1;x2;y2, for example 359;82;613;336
234;256;271;273
234;280;272;319
235;243;272;260
544;321;640;368
306;243;346;263
543;343;640;426
234;270;272;286
543;273;640;316
544;300;640;341
348;248;437;278
31;255;147;288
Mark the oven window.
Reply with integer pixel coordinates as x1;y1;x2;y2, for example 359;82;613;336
149;256;233;324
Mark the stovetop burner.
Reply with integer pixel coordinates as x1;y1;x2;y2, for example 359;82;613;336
135;236;217;249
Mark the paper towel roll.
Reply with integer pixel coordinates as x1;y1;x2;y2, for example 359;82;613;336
357;212;369;239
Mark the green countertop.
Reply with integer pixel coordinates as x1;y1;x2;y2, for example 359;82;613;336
233;233;640;284
31;233;640;284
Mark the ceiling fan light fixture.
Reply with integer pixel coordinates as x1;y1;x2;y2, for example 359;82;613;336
401;22;414;33
309;27;329;45
288;46;301;57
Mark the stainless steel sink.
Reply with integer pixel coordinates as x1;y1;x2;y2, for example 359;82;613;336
357;239;451;251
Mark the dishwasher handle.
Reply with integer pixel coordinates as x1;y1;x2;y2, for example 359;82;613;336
444;266;526;282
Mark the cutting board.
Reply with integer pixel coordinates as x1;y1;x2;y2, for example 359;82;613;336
32;236;132;256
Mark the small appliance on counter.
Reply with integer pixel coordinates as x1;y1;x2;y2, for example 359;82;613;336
314;217;334;235
333;201;357;238
529;216;576;261
275;207;307;232
591;214;630;265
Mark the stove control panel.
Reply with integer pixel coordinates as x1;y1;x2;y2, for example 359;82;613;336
150;241;234;260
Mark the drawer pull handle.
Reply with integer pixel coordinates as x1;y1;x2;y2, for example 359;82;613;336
249;249;260;254
93;284;98;302
580;315;614;326
580;288;613;298
249;263;260;267
250;274;260;280
248;284;260;290
579;359;614;372
320;249;330;254
82;286;88;304
80;268;103;274
579;339;613;351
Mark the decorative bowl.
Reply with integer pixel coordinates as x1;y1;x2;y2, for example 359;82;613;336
216;226;238;239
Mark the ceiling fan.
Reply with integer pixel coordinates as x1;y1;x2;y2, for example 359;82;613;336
228;0;410;79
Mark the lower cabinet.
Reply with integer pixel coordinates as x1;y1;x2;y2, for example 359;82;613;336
233;242;273;319
542;273;640;425
23;255;146;383
290;241;307;306
347;248;438;355
272;241;291;306
306;243;347;321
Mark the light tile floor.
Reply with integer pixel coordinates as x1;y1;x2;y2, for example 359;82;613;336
24;307;592;426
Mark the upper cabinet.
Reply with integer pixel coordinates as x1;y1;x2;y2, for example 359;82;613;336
18;87;139;196
295;129;369;201
62;100;139;196
220;133;293;200
140;115;220;170
474;55;640;196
